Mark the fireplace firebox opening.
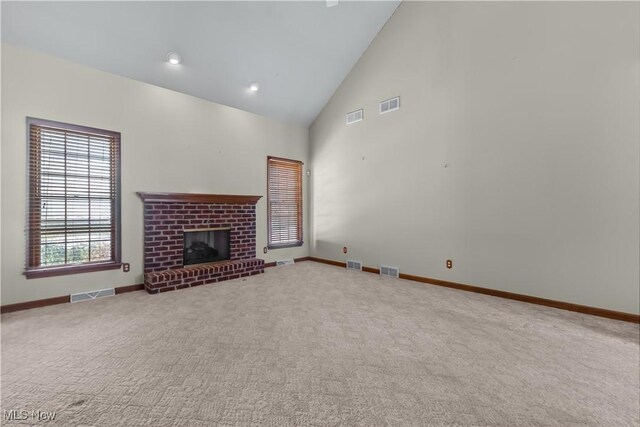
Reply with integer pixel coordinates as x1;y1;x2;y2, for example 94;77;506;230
183;228;230;266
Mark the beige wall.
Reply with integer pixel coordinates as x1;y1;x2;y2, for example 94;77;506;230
1;44;309;305
310;2;640;314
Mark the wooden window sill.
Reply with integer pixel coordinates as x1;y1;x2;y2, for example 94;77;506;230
268;241;304;250
24;262;122;279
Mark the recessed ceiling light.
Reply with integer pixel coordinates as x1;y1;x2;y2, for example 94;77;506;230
249;82;260;92
166;52;181;65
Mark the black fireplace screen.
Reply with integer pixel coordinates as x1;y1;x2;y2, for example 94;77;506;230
183;229;230;266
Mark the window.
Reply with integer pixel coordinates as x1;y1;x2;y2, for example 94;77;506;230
267;156;303;248
25;118;121;278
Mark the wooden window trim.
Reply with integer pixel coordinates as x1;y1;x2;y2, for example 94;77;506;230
267;242;305;249
267;156;303;249
24;262;123;279
25;117;122;278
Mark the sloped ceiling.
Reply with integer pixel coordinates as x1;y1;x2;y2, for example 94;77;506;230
1;1;400;125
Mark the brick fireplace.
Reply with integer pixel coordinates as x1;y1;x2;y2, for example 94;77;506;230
137;192;265;294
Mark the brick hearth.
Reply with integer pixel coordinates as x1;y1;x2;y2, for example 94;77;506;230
137;192;265;294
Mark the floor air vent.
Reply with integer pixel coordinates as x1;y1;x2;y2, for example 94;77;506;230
70;288;115;303
276;259;295;266
379;265;400;278
346;260;363;271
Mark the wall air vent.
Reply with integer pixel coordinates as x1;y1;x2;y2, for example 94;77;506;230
70;288;115;303
379;97;400;114
346;260;363;271
346;109;363;124
276;259;295;266
379;265;400;278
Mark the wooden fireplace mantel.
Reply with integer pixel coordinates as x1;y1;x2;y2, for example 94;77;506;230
137;192;262;204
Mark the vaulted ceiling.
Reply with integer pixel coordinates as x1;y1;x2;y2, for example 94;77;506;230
1;1;400;125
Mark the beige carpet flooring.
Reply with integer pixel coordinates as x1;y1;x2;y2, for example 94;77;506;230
1;261;639;426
